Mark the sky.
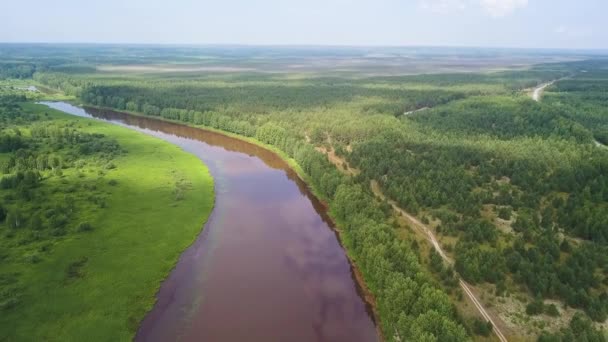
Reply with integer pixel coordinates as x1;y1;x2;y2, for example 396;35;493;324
0;0;606;49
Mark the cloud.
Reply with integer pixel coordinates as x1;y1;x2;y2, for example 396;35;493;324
419;0;467;13
478;0;528;17
419;0;528;17
554;25;593;38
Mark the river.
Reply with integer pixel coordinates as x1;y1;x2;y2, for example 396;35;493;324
40;102;378;342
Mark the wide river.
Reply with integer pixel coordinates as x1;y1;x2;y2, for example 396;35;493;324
41;102;378;342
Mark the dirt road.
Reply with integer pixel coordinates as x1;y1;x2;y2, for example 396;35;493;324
370;181;509;342
403;107;429;115
532;81;555;101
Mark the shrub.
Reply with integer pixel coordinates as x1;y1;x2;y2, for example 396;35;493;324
29;215;43;230
0;297;20;311
526;298;544;315
472;318;493;336
77;222;93;232
24;253;41;264
498;206;512;220
545;304;560;317
65;257;88;280
0;204;6;221
6;210;24;229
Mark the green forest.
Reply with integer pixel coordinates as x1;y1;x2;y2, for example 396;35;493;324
0;46;607;341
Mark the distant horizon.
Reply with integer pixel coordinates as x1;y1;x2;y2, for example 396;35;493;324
2;41;608;54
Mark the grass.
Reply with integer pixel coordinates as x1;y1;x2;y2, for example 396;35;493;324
0;103;214;341
80;102;324;202
0;79;74;101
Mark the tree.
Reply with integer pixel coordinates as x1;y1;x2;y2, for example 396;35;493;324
6;209;24;229
498;206;512;220
429;249;444;273
472;318;493;337
526;298;545;316
29;214;43;230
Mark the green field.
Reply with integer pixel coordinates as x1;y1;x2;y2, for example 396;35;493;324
0;99;214;341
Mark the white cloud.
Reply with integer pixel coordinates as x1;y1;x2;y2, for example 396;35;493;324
419;0;467;13
478;0;528;17
419;0;528;17
554;25;593;38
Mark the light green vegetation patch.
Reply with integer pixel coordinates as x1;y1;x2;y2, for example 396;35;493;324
0;102;214;341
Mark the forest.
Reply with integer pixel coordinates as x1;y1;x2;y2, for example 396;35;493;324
0;46;606;341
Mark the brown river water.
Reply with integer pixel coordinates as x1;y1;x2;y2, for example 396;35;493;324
40;102;378;342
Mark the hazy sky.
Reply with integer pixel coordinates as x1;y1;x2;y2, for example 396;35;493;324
1;0;606;49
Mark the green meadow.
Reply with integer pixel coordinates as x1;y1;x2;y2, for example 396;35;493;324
0;101;214;341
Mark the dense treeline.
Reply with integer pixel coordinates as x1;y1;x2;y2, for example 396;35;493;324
409;96;594;142
333;184;468;341
545;73;608;145
349;119;608;321
77;81;468;116
0;63;36;79
348;63;608;326
364;68;571;91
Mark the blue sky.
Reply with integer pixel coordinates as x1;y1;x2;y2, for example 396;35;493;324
0;0;606;49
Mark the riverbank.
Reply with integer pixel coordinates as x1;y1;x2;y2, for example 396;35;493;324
75;103;385;341
0;102;214;341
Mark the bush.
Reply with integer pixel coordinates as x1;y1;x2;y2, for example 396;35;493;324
472;318;493;336
0;204;6;222
526;298;545;315
0;297;20;311
24;253;41;264
5;210;24;229
545;304;560;317
77;222;93;232
65;257;88;280
498;206;512;220
29;215;43;230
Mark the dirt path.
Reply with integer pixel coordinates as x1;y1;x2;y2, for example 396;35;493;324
370;181;509;342
531;77;569;102
403;107;429;116
530;78;607;151
315;145;360;176
313;136;508;341
532;81;554;101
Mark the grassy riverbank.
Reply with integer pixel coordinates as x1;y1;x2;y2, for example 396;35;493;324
0;101;214;341
79;103;325;201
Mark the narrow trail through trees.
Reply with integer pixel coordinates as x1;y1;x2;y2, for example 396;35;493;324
531;81;555;102
530;78;607;149
313;141;510;341
370;181;509;342
403;107;429;116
